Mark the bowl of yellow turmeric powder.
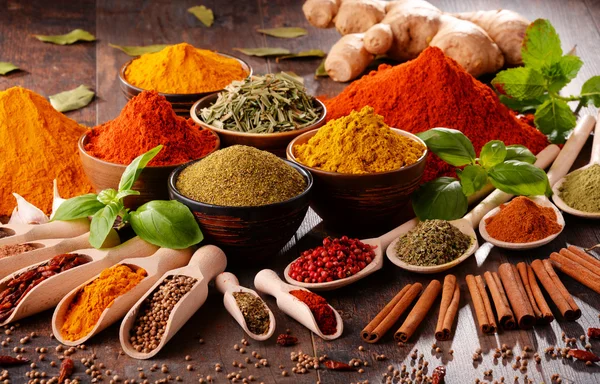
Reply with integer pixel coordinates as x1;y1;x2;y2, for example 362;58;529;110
287;107;428;236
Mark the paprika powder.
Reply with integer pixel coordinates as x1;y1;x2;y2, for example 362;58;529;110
289;290;337;335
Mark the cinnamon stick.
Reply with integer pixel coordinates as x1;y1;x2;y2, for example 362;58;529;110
465;274;496;334
526;264;554;324
498;263;535;329
516;262;543;323
395;280;442;342
549;252;600;295
531;259;581;321
483;271;516;330
361;283;423;343
559;248;600;278
435;275;460;341
567;245;600;270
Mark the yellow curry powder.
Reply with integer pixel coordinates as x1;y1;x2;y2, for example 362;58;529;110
124;43;248;94
294;106;426;174
61;265;147;341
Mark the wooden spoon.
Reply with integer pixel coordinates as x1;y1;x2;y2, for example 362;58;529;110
119;245;227;359
254;269;343;340
0;236;159;326
0;231;121;280
215;272;276;341
52;247;194;346
0;219;90;247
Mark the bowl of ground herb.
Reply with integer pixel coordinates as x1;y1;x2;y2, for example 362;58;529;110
168;145;313;263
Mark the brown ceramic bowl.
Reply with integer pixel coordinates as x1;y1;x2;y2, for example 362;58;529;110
78;130;220;209
190;93;326;157
168;159;312;264
118;52;252;116
287;128;428;236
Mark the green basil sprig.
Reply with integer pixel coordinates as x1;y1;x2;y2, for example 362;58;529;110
53;145;203;249
412;128;550;220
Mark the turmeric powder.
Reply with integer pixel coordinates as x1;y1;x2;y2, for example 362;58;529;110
0;87;94;216
294;106;426;174
61;264;147;341
124;43;248;94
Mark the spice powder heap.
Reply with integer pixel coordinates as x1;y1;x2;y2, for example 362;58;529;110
289;290;337;335
0;243;39;259
176;145;306;207
558;164;600;213
395;220;472;266
232;291;270;335
484;196;562;243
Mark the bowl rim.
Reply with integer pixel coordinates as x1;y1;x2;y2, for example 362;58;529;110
168;157;313;210
118;51;253;97
286;127;429;178
190;93;327;139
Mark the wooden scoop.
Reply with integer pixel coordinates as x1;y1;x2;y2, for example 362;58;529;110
254;269;343;340
215;272;276;341
119;245;227;359
0;236;159;326
0;231;121;280
52;247;194;346
0;219;90;247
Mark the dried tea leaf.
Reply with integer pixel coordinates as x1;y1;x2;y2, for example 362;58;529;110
233;47;291;57
257;27;307;38
315;59;328;78
188;5;214;27
33;29;96;45
109;43;169;56
276;49;326;62
49;85;95;112
0;62;19;75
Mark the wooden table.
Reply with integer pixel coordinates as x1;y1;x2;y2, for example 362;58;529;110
1;0;600;383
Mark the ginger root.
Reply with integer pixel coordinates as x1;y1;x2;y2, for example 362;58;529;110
326;34;374;82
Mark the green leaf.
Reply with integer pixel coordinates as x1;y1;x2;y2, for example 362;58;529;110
457;165;488;196
417;128;476;167
521;19;562;71
48;85;95;113
411;177;468;221
276;49;326;62
315;59;328;78
130;200;203;249
257;27;307;38
97;189;118;205
505;145;536;164
480;140;507;169
89;201;122;248
51;194;104;221
116;189;140;200
534;98;576;144
109;43;169;56
33;29;96;45
498;94;549;113
488;160;551;196
188;5;214;27
0;62;19;75
233;47;291;57
581;76;600;107
544;55;583;93
118;145;163;191
492;67;546;100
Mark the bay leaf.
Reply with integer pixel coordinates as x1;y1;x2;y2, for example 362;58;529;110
0;62;19;75
49;85;95;113
34;29;96;45
257;27;307;38
233;47;291;57
314;59;328;78
188;5;214;27
109;43;169;56
276;49;326;62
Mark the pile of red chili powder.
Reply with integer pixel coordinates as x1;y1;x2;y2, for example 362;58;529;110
85;91;217;166
324;47;549;182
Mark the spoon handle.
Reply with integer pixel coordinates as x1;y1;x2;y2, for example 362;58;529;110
215;272;240;294
591;114;600;164
0;218;90;246
189;245;227;281
254;269;290;298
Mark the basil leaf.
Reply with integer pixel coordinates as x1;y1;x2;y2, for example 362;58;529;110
417;128;476;167
52;194;104;221
498;94;549;113
116;189;140;200
488;160;551;197
257;27;307;38
97;189;118;205
118;145;163;191
505;145;536;164
0;62;19;75
534;98;576;144
411;177;468;221
315;59;328;78
188;5;214;27
581;76;600;107
521;19;562;71
109;43;169;56
89;201;122;248
480;140;507;169
130;200;203;249
276;49;326;62
34;29;96;45
457;165;488;196
233;47;291;57
492;67;546;100
49;85;95;113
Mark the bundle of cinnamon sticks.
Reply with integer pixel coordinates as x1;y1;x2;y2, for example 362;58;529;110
549;245;600;295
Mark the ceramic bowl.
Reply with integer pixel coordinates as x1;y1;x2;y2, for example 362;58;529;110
286;129;427;236
190;93;326;157
168;160;312;264
78;131;220;209
118;53;252;116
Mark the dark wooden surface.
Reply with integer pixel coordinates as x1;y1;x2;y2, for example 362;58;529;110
2;0;600;383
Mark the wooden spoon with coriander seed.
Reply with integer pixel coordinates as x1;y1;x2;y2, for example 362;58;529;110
254;269;343;340
0;218;91;247
119;245;227;359
215;272;276;341
52;247;194;346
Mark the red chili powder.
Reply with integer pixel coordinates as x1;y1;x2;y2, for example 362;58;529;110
289;290;337;335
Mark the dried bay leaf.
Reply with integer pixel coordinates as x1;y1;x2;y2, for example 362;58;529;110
188;5;214;27
34;29;96;45
0;62;19;75
49;85;95;112
257;27;307;38
109;43;169;56
233;47;291;57
276;49;325;62
315;59;328;78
